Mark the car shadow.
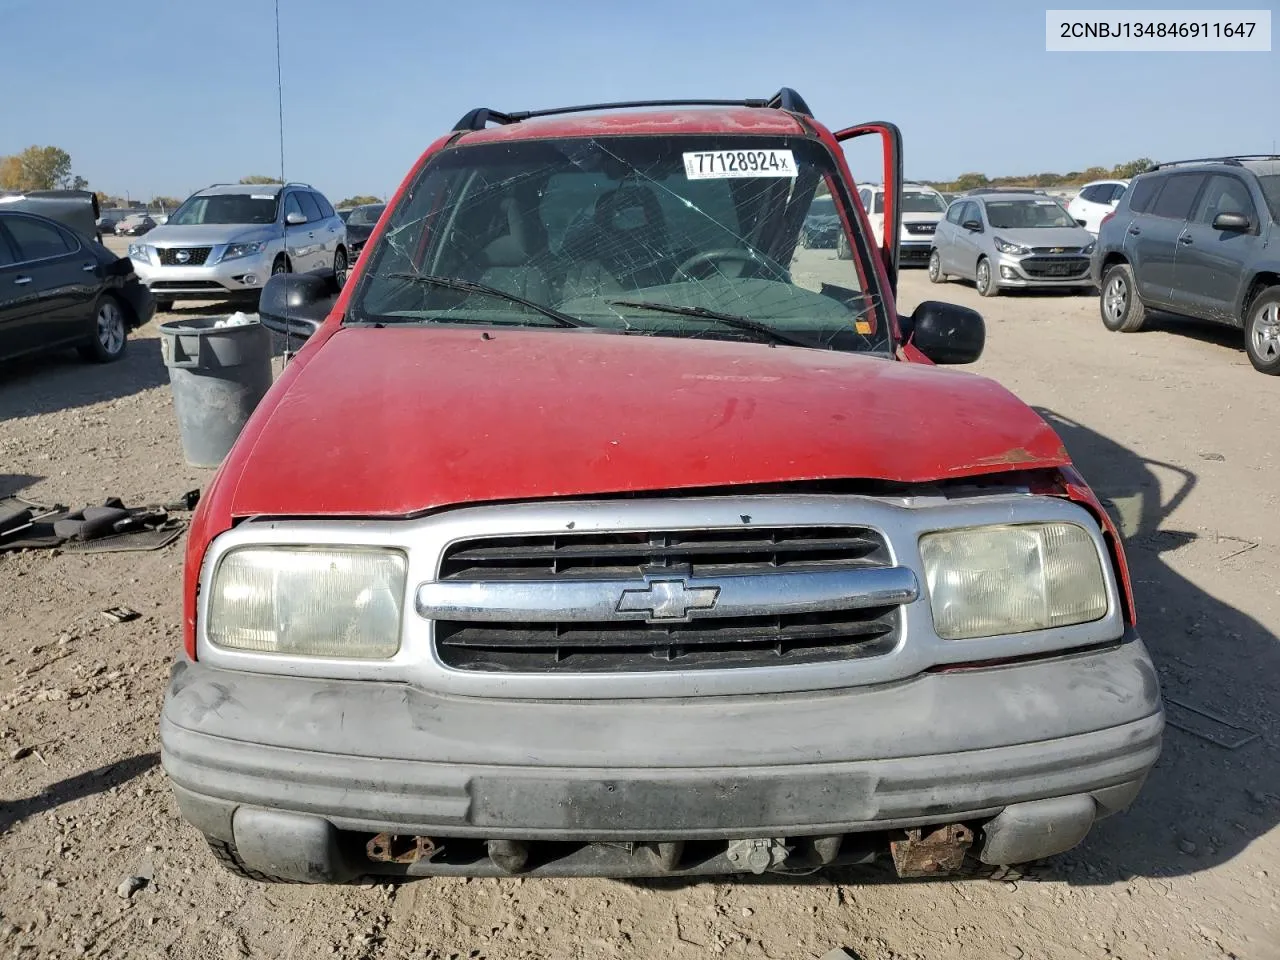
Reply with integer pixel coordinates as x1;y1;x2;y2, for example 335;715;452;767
637;410;1277;890
0;338;170;419
946;279;1096;300
0;753;159;835
162;300;260;318
0;473;43;498
1141;309;1247;354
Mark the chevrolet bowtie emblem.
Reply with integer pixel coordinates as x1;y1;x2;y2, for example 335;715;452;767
617;579;720;621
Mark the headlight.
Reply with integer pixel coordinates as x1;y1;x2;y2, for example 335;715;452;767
207;547;407;658
920;523;1107;640
1082;240;1096;254
993;236;1030;256
222;240;266;261
128;243;150;263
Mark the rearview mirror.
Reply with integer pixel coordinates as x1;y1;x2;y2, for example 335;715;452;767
903;301;984;364
258;273;332;340
1212;212;1251;232
285;211;307;226
962;219;983;233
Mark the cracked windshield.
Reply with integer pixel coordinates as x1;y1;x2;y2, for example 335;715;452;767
352;135;887;353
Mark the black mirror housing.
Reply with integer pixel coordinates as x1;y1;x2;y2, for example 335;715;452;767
258;273;332;340
1212;212;1251;232
962;219;983;232
907;300;985;364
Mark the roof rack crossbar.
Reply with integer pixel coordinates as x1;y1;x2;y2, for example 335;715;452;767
204;181;310;189
1146;154;1280;171
452;87;813;132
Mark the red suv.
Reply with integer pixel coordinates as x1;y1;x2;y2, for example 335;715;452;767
160;89;1162;884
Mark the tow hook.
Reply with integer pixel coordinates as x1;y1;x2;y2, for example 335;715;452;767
889;823;974;878
726;838;791;874
366;834;440;864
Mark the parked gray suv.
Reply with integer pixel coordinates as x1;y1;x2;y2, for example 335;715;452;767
1091;156;1280;374
129;182;348;311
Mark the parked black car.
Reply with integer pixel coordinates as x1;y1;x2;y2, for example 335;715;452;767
114;213;157;236
1092;156;1280;374
800;195;840;248
342;203;385;259
0;209;155;364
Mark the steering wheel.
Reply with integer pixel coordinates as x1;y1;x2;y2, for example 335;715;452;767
672;248;789;283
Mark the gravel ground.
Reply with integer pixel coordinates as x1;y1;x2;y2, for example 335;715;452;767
1;241;1277;959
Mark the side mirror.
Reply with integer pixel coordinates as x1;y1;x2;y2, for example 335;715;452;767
905;300;985;364
258;273;332;340
1212;212;1251;232
962;219;983;232
285;211;307;226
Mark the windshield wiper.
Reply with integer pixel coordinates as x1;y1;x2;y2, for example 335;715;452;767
384;273;590;328
607;299;825;350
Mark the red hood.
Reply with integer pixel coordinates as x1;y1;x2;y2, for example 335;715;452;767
224;327;1069;517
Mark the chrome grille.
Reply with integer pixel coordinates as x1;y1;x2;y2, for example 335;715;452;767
1021;256;1090;278
428;527;906;673
438;527;889;579
904;221;937;235
157;246;212;266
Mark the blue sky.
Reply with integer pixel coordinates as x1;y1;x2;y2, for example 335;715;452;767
1;0;1275;203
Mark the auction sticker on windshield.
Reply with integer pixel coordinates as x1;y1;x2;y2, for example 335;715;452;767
683;150;796;180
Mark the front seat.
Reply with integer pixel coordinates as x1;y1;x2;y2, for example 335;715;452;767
590;183;673;290
477;197;551;304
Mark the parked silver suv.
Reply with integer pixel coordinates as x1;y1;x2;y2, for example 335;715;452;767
129;183;348;310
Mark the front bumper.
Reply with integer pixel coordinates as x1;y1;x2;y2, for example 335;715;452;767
995;253;1093;289
118;279;156;329
133;252;271;300
899;240;933;265
161;634;1162;881
803;226;839;247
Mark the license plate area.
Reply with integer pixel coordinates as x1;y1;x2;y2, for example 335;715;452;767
469;773;877;831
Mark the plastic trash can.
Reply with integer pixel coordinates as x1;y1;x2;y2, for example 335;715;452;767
158;314;274;468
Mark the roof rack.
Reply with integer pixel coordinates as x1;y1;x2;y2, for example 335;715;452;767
1146;155;1280;171
452;87;813;132
964;186;1048;195
203;181;312;189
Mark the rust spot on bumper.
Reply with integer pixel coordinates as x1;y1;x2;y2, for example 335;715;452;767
890;823;974;878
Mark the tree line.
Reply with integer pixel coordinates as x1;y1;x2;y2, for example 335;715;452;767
0;145;87;192
925;158;1155;192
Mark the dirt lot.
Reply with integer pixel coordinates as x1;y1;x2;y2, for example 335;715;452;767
2;241;1278;960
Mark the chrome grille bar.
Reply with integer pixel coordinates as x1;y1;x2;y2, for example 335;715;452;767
417;566;919;624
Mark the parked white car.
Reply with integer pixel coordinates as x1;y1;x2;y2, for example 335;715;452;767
846;183;949;266
1067;179;1129;234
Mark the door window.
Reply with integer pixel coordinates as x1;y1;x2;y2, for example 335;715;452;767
1193;175;1255;224
296;192;324;222
1080;185;1103;203
1127;176;1162;214
960;202;981;226
5;216;73;262
312;193;336;219
0;229;16;267
1150;174;1206;220
945;202;963;224
283;193;305;223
